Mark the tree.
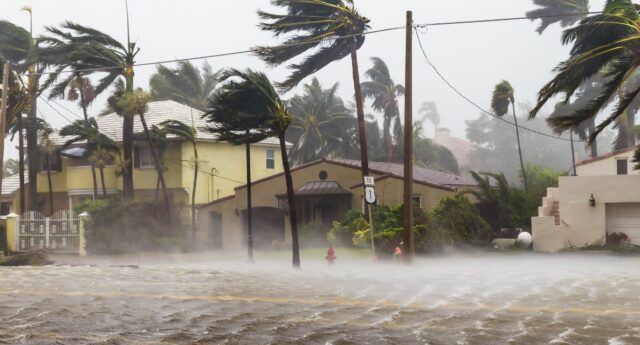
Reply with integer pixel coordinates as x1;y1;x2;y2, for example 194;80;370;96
38;21;140;201
159;120;198;241
412;123;459;174
149;61;221;111
0;17;43;211
530;1;640;153
59;118;120;198
117;89;172;223
361;57;404;162
287;78;354;165
526;0;590;34
3;159;19;177
37;121;55;215
256;0;372;181
491;80;528;191
203;69;300;268
419;101;440;133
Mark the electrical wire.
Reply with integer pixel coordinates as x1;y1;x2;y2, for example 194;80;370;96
413;27;582;143
39;96;75;124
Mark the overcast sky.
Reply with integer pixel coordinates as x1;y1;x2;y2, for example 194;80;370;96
0;0;608;159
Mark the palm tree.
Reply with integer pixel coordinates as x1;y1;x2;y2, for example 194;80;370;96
118;89;172;223
419;101;440;134
492;80;528;191
204;69;300;268
37;21;140;201
3;159;19;177
256;0;372;179
0;17;43;211
361;57;405;162
526;0;590;34
38;121;56;215
159;120;198;241
287;77;354;165
150;61;221;110
530;1;640;148
59;118;119;198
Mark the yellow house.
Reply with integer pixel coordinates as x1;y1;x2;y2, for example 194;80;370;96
1;100;286;216
197;158;479;250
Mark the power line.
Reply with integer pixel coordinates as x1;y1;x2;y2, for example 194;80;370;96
39;96;75;124
47;99;84;120
413;27;582;143
29;11;597;77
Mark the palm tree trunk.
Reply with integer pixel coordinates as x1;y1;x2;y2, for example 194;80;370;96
122;71;135;201
627;109;636;147
90;163;98;200
139;113;172;224
27;69;39;211
279;131;300;268
383;116;393;162
46;154;53;216
100;166;107;197
18;115;25;214
245;139;253;261
588;119;598;158
350;40;370;179
191;143;198;244
79;91;98;199
511;102;528;192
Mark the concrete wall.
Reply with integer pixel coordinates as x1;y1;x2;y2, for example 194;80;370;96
576;150;637;176
532;175;640;251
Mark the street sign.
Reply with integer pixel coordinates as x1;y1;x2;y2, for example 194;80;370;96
365;186;376;204
364;176;375;186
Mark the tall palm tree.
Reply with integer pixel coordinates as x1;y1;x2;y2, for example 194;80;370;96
287;77;354;165
159;120;198;241
492;80;528;191
150;61;221;110
37;21;140;201
526;0;590;34
37;121;56;215
3;159;20;177
204;69;300;268
118;89;172;222
361;57;404;162
419;101;440;133
0;17;43;211
256;0;372;179
530;0;640;147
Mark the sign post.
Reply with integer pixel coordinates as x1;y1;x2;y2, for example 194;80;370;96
364;176;377;259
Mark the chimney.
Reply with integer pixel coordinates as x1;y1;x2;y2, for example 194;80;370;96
435;128;450;144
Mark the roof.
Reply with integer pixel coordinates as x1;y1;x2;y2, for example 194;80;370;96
286;181;351;197
331;159;478;188
1;173;26;197
49;100;283;147
575;146;636;167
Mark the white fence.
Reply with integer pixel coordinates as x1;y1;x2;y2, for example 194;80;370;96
16;210;80;254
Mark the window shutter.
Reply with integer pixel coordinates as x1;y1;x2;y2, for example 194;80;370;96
134;146;141;169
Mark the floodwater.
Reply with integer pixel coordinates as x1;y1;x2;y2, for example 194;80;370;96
1;253;640;345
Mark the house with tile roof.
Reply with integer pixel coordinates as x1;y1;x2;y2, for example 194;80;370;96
0;100;287;216
197;157;479;250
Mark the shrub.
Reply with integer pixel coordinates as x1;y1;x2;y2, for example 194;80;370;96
430;194;492;246
77;199;187;254
328;210;369;246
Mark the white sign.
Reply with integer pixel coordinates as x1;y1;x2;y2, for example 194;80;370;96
364;176;375;187
365;186;377;204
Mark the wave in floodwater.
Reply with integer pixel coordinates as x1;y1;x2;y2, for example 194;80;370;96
1;253;640;344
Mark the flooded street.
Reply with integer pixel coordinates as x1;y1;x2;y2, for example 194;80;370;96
1;253;640;344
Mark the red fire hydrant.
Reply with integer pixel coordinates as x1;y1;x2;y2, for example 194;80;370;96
325;246;337;265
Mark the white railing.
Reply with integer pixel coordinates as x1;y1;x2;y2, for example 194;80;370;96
16;210;80;254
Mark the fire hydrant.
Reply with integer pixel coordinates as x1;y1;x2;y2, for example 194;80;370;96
325;246;336;265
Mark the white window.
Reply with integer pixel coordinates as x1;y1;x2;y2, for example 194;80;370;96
266;149;275;169
135;145;156;168
412;194;423;208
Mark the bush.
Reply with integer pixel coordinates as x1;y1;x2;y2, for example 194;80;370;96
77;199;187;255
328;210;369;246
0;225;7;253
430;194;492;247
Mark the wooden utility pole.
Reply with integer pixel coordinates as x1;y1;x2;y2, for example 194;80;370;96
403;11;414;263
0;63;9;197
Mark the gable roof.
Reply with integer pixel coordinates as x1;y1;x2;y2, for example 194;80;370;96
575;146;636;167
49;100;282;147
1;173;26;197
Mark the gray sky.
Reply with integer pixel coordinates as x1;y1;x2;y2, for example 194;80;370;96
0;0;607;159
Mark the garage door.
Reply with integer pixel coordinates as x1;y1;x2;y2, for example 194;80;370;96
606;203;640;245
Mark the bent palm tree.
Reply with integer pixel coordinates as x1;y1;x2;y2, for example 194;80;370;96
150;61;221;111
419;101;440;133
38;121;56;215
38;21;140;201
530;1;640;148
256;0;372;179
204;69;300;268
492;80;528;191
361;57;404;162
287;77;354;164
159;120;198;241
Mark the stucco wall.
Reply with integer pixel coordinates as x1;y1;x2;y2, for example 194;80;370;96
533;175;640;251
576;150;637;176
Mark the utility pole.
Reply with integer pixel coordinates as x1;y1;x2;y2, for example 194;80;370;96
570;131;577;176
403;11;414;263
0;63;9;196
245;138;254;262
